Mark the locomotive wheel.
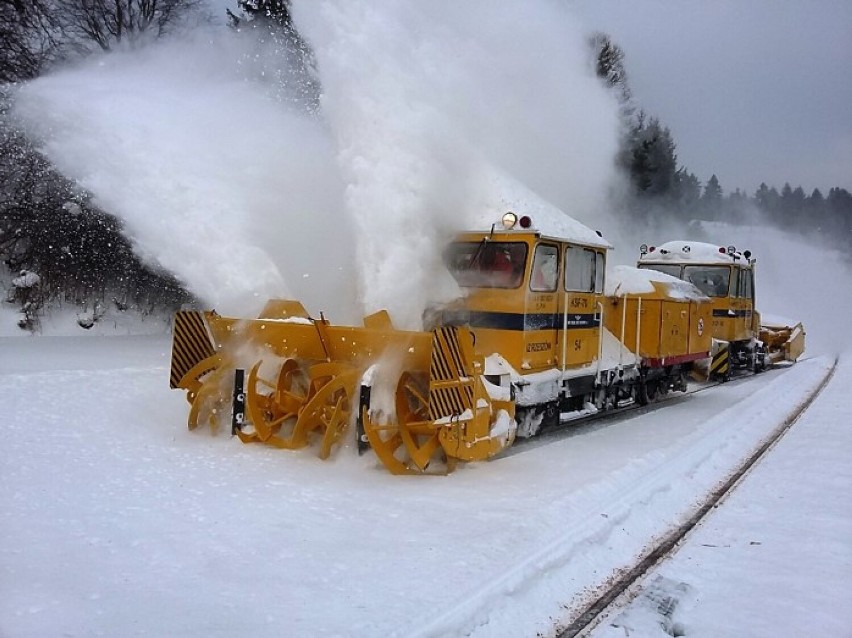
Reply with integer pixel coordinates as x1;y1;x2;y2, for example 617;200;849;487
362;372;444;475
638;377;658;405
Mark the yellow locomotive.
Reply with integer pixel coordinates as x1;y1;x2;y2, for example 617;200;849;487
169;215;762;474
637;241;805;379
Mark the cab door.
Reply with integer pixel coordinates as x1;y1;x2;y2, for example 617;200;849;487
559;245;603;368
524;242;560;370
736;267;756;340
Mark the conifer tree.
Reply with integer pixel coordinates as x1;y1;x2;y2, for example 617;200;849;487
228;0;319;111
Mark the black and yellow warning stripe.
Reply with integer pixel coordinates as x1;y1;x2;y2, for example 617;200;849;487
428;326;475;421
169;311;216;389
710;345;730;379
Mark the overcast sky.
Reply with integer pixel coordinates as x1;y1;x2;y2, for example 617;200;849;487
211;0;851;195
559;1;851;195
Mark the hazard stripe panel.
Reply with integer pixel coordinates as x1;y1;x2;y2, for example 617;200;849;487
169;311;216;388
428;327;475;421
710;348;730;376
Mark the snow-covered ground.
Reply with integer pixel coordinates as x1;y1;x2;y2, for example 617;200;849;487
590;354;852;638
0;334;844;637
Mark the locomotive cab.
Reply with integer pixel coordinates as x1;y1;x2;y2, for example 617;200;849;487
637;241;762;374
437;214;607;376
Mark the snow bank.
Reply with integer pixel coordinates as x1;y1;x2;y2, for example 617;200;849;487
593;356;851;637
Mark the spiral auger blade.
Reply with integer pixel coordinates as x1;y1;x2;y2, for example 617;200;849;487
359;371;446;475
177;354;227;432
237;358;360;459
358;326;518;475
240;358;310;445
171;303;515;472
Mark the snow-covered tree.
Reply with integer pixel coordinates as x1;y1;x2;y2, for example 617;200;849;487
624;113;678;198
589;31;631;107
702;174;723;204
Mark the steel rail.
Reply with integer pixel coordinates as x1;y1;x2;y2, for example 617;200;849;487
555;356;839;638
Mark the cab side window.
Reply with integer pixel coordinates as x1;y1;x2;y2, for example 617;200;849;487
565;246;597;292
530;244;559;292
594;251;605;294
742;269;754;300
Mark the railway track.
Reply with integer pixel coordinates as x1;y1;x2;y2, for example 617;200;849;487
554;356;839;638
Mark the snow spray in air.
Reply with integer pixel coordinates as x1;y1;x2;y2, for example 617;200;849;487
12;30;357;319
14;2;621;327
291;0;621;328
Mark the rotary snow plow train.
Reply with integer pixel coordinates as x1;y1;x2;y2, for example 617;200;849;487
169;213;805;475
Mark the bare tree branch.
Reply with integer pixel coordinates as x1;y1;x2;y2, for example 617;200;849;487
54;0;207;53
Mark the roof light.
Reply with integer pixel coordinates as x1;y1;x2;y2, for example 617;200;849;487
519;215;532;229
718;247;726;253
639;243;648;255
727;245;736;255
501;211;518;229
744;250;752;259
649;246;656;252
682;245;691;253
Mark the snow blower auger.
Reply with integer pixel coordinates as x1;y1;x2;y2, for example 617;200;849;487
169;300;516;473
357;326;516;475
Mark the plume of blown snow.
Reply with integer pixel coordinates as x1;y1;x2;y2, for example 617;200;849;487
695;217;850;356
13;3;621;327
12;29;356;319
292;0;621;327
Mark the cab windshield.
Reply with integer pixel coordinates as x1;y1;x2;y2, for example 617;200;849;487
683;265;731;297
445;241;528;289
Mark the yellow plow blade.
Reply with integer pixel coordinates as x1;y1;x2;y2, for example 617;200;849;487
760;321;806;363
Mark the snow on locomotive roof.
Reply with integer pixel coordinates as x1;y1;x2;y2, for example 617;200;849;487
606;265;708;301
468;171;612;249
638;240;749;265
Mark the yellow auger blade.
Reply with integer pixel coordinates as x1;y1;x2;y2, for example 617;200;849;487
170;301;433;463
358;326;517;474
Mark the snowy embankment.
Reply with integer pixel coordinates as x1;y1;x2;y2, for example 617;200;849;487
0;337;836;638
590;355;851;638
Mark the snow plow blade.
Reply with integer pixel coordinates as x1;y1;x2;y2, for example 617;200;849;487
169;301;515;473
760;320;805;363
